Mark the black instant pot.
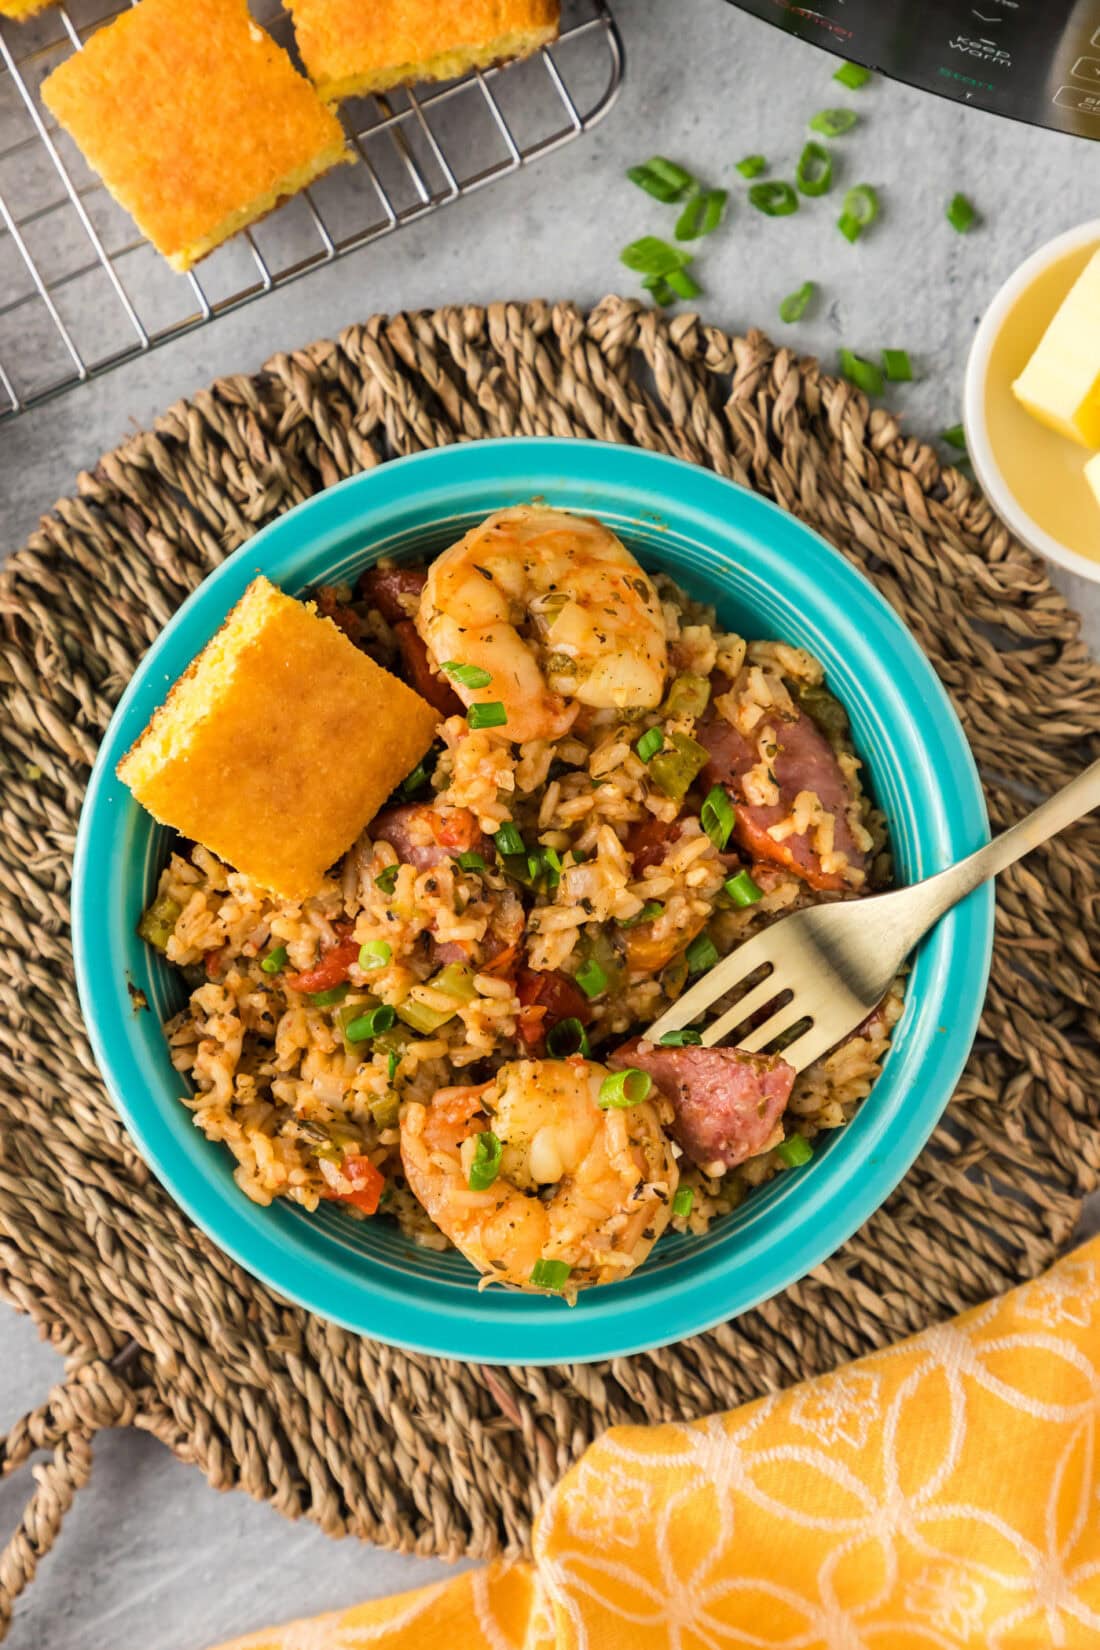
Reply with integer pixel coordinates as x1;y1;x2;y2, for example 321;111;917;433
723;1;1100;139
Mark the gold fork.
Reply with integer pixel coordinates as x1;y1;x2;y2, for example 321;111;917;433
645;759;1100;1071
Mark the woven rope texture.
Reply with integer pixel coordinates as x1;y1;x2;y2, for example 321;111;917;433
1;296;1099;1641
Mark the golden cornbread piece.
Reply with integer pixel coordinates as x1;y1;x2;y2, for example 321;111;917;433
40;0;351;273
287;0;560;104
117;577;439;901
0;0;55;20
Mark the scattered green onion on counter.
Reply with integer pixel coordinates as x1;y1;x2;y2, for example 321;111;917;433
635;725;664;763
795;140;832;197
685;932;719;975
675;187;727;241
946;192;977;233
672;1186;695;1217
881;348;913;382
642;274;676;307
659;1028;703;1047
779;281;816;324
809;108;859;137
837;183;879;242
735;154;767;178
598;1068;653;1108
530;1258;571;1291
776;1134;815;1167
546;1017;591;1058
374;866;399;894
839;348;884;396
442;660;492;688
626;155;695;203
359;940;392;971
833;60;871;89
724;869;764;908
575;956;609;999
665;267;701;299
941;423;968;450
467;700;507;730
701;784;735;851
620;235;694;276
748;180;799;217
261;944;288;975
345;1004;396;1042
468;1130;503;1190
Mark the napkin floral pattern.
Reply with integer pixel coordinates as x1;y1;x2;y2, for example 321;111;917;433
221;1235;1100;1650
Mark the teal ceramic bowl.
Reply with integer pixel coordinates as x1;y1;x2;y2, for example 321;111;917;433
73;439;993;1364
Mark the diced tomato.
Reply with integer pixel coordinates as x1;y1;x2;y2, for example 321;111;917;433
204;946;226;979
625;816;683;875
431;809;481;852
315;585;363;643
517;1003;548;1048
393;620;463;717
329;1155;385;1215
359;566;427;625
285;940;360;995
516;969;593;1049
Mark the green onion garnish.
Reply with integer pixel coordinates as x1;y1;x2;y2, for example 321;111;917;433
619;900;664;930
345;1004;397;1042
546;1017;591;1058
809;108;859;137
398;757;431;798
735;154;766;178
261;945;288;975
946;192;977;234
620;236;694;276
685;933;719;975
575;957;608;999
724;869;764;908
658;1028;703;1046
530;1258;571;1291
635;726;664;763
359;940;392;971
701;784;735;851
664;267;701;300
468;1130;503;1190
467;701;507;730
642;274;675;307
941;423;967;451
443;661;492;689
310;984;349;1006
457;851;486;872
837;184;879;242
795;140;832;198
880;348;912;383
672;1185;695;1217
834;60;871;89
598;1068;653;1109
387;1049;400;1082
626;156;695;203
778;281;816;324
674;187;727;242
776;1134;814;1167
839;348;884;397
748;181;798;218
494;821;525;857
374;866;399;894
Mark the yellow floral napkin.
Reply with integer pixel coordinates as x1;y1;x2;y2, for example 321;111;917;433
221;1235;1100;1650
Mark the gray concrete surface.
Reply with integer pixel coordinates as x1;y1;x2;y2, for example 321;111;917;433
2;0;1100;1646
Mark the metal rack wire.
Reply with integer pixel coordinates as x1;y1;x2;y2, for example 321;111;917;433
0;0;622;422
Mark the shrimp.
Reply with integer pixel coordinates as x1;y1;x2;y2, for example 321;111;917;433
416;507;669;744
400;1058;679;1296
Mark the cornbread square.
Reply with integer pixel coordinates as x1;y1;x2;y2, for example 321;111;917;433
286;0;560;104
40;0;351;273
0;0;54;20
117;577;439;901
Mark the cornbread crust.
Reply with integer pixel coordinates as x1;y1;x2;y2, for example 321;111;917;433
0;0;55;20
286;0;560;103
117;577;439;901
40;0;351;273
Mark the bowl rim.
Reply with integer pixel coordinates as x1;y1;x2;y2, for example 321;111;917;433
73;437;994;1364
964;216;1100;584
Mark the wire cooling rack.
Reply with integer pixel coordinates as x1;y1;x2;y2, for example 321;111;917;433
0;0;622;422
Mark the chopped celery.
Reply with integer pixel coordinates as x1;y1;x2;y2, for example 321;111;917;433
137;894;181;952
397;963;477;1033
648;732;709;802
664;674;711;719
369;1093;400;1129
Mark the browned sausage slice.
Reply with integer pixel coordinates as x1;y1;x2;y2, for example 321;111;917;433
611;1039;795;1171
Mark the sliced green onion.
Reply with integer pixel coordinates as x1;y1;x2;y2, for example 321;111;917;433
685;933;719;975
359;940;392;971
374;866;399;895
546;1017;591;1058
735;154;766;178
635;726;664;763
642;274;676;307
598;1068;653;1108
443;660;492;689
575;956;609;999
675;187;727;242
701;784;735;851
261;944;288;975
467;700;507;730
809;107;859;137
457;850;487;872
839;348;884;397
387;1049;400;1082
776;1133;814;1167
659;1028;703;1046
941;423;967;451
664;266;702;300
539;846;563;893
881;348;913;383
795;140;832;197
310;984;349;1007
748;181;798;218
626;155;695;203
648;731;709;803
779;281;816;324
619;900;664;930
834;60;871;89
398;757;431;798
345;1004;397;1042
664;674;710;718
468;1130;503;1191
946;192;977;234
494;821;525;857
672;1185;695;1217
620;236;693;276
530;1258;571;1291
724;869;764;908
837;184;879;242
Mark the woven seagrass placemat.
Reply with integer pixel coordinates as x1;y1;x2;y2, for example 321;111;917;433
2;294;1099;1639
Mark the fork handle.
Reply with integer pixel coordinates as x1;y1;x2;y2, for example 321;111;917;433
912;755;1100;932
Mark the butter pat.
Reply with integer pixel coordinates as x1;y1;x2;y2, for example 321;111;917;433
1086;452;1100;516
1012;249;1100;448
